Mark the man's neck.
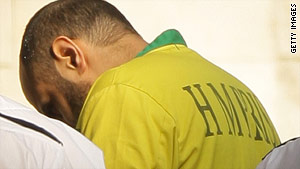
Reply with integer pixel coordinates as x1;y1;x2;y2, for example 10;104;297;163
91;34;148;79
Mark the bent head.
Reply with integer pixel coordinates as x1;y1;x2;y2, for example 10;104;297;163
20;63;90;127
19;0;140;127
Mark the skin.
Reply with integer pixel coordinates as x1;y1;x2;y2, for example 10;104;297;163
20;33;148;127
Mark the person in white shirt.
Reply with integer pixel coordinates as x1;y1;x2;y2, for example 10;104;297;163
0;95;106;169
256;137;300;169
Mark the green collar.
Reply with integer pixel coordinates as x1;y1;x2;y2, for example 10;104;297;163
136;29;187;57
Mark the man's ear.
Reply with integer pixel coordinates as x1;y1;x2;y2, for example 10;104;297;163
52;36;86;74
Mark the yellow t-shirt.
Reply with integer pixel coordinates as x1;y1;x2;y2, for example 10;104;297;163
76;29;280;169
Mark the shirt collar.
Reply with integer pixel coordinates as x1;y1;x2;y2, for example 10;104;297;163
136;29;187;57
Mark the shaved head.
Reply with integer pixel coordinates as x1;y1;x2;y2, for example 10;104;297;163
20;0;138;82
20;0;139;126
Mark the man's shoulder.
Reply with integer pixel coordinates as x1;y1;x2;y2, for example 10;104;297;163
0;95;32;111
0;95;105;169
92;44;197;89
0;113;64;147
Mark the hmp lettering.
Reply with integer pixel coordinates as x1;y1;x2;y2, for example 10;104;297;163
182;83;279;146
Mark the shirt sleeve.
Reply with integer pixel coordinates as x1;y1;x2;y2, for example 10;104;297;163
0;125;70;169
80;84;178;169
256;137;300;169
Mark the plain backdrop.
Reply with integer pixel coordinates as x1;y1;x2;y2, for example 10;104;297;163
0;0;299;142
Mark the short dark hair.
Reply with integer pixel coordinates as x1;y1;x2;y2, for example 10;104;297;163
20;0;138;81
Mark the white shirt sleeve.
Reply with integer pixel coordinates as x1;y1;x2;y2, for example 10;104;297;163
256;137;300;169
0;95;106;169
0;118;71;169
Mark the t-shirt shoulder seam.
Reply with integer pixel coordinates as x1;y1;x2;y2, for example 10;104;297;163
116;83;177;123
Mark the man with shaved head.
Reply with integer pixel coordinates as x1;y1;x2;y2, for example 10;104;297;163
20;0;143;127
20;0;280;168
